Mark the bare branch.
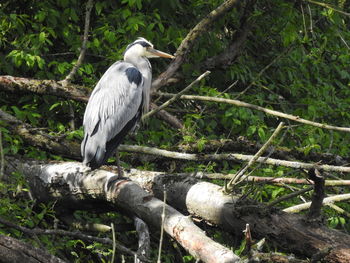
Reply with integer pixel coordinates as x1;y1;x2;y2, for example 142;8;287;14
143;71;210;121
226;122;284;189
152;0;241;91
306;0;350;16
0;109;81;160
2;109;350;174
0;75;89;102
151;103;184;129
267;186;314;207
283;193;350;213
125;171;350;186
201;5;252;70
61;0;94;85
0;75;183;129
118;144;350;173
157;92;350;133
157;188;166;263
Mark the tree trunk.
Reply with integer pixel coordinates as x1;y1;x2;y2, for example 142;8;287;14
9;159;239;263
126;170;350;263
7;158;350;262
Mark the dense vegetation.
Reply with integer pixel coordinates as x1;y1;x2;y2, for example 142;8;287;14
0;0;349;262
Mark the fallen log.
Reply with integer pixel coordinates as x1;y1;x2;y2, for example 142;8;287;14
125;170;350;263
0;234;66;263
9;160;239;263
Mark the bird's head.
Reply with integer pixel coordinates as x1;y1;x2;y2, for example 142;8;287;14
124;37;175;60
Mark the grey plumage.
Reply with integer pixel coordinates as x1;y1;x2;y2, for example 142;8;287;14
81;38;174;170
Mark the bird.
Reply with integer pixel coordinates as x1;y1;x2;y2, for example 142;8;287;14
81;37;174;171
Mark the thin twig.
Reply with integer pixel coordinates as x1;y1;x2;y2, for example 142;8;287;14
173;173;350;186
235;47;292;99
283;193;350;213
326;203;350;218
152;0;240;90
111;223;116;263
155;93;350;133
59;0;93;130
267;186;314;207
157;187;167;263
243;224;253;252
306;0;350;16
226;122;284;190
142;71;210;121
118;144;350;173
0;131;4;179
62;0;94;84
235;124;290;186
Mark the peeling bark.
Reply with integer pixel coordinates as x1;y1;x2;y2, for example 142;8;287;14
10;160;240;263
7;157;350;262
126;171;350;263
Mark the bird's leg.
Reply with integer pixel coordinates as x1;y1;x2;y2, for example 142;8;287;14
115;150;123;177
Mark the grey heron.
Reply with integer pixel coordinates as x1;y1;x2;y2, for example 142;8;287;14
81;38;174;170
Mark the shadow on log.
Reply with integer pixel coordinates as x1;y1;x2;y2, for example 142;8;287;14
126;170;350;263
7;158;350;262
8;159;239;263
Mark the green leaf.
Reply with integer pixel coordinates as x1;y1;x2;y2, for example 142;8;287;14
95;2;104;15
39;32;46;43
258;127;266;141
247;126;257;137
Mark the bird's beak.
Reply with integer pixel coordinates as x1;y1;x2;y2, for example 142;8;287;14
147;47;175;59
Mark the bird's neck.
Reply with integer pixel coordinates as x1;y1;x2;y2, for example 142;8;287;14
124;56;152;115
125;56;150;76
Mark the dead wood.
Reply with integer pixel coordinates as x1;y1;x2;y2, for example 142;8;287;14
0;75;90;102
152;0;242;91
8;159;240;263
125;170;350;263
0;109;81;160
307;169;325;219
176;136;349;165
0;76;183;129
156;93;350;133
61;0;93;85
134;217;151;263
201;1;252;70
3;110;350;175
0;234;66;263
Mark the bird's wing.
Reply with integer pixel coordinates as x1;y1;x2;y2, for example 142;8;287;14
83;61;143;150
